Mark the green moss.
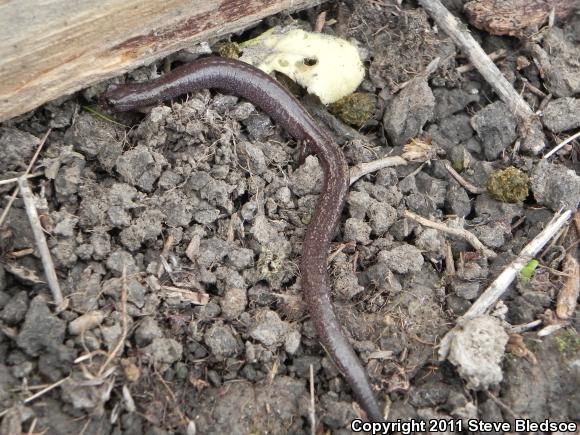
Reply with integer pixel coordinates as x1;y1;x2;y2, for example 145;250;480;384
329;92;376;127
215;42;241;59
451;159;464;173
555;330;580;357
486;166;529;203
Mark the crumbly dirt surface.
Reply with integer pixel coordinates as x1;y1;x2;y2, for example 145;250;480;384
1;1;579;434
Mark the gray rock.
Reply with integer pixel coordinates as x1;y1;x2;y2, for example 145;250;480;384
90;229;111;260
238;141;267;174
52;212;79;237
187;171;212;191
433;87;480;120
249;310;289;347
368;201;397;235
0;291;29;325
53;151;86;203
343;218;372;244
474;194;523;222
146;338;183;365
447;316;508;389
291;355;321;378
127;280;147;308
197;238;229;268
194;376;306;434
445;183;471;217
120;209;164;251
135;317;164;346
472;225;508;249
157;170;183;190
416;172;448;207
532;28;580;97
454;281;481;300
107;205;131;228
244;113;274;141
220;287;247;320
64;111;123;170
231;101;255;121
332;253;365;300
116;145;165;192
204;323;240;359
530;160;580;211
409;382;450;407
471;101;517;160
406;192;438;215
383;77;435;146
193;208;220;225
379;244;424;274
289;155;323;196
226;247;254;270
284;330;301;355
434;114;474;154
101;323;122;350
0;127;39;173
16;296;66;356
347;190;373;219
52;238;78;268
106;249;139;276
542;98;580;133
200;178;235;212
320;394;358;429
415;228;446;258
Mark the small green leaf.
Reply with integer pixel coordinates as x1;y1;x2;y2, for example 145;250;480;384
520;259;539;283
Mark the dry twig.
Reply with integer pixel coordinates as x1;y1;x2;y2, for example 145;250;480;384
442;160;486;194
418;0;545;153
556;252;579;319
464;209;572;319
0;129;50;227
309;364;316;435
0;172;43;186
404;210;497;258
97;266;128;377
543;129;580;159
350;156;408;185
17;177;64;307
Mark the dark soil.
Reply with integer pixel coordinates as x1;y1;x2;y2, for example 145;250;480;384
1;1;579;434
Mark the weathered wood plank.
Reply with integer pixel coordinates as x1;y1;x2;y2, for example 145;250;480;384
0;0;321;122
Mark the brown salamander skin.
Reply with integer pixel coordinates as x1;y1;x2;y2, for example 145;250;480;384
102;57;382;421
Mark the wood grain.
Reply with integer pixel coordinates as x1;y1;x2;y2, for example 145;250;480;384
0;0;320;121
464;0;579;37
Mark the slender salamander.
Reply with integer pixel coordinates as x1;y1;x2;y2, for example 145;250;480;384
102;56;382;421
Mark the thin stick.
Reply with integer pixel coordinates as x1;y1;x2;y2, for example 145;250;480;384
23;377;68;404
442;160;486;194
0;172;44;186
543;129;580;159
17;177;64;306
309;364;316;435
463;209;572;319
418;0;534;123
456;49;506;74
0;129;51;227
404;210;497;258
350;156;408;185
97;265;128;376
556;252;579;319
